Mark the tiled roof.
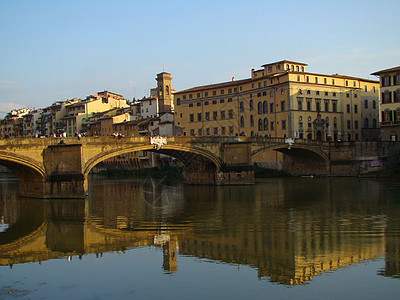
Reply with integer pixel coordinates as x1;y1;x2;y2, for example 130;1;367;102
371;66;400;76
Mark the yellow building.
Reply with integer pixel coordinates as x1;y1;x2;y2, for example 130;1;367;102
174;60;380;141
64;90;129;137
371;66;400;141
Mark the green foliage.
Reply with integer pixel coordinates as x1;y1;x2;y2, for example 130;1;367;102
253;164;291;178
96;166;183;180
387;143;400;175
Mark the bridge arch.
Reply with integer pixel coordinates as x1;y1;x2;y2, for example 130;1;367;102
83;144;222;179
252;143;330;176
0;152;46;198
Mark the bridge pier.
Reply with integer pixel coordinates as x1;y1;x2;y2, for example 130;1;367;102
42;144;86;198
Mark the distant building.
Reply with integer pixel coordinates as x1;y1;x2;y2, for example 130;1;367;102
371;66;400;141
174;60;380;141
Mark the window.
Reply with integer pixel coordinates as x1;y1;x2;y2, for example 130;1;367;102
240;116;245;128
220;89;224;95
281;89;285;95
383;76;391;87
221;110;225;119
212;100;217;104
332;101;337;112
213;111;218;120
228;98;232;102
354;104;358;113
270;103;274;113
270;121;274;130
205;92;208;97
250;115;254;127
234;87;238;93
220;99;225;104
197;113;202;121
206;128;210;136
240;101;244;112
263;101;268;114
228;88;232;93
183;95;187;100
269;90;274;97
324;101;329;112
364;100;368;109
190;129;195;136
189;114;194;122
221;127;226;135
258;102;262;114
315;77;318;84
298;98;303;110
355;120;359;129
189;103;193;108
213;91;217;96
213;127;218;135
297;75;301;81
316;101;321;112
197;102;201;106
205;112;210;120
258;119;263;131
189;94;193;99
354;94;358;98
228;109;233;118
264;118;268;131
308;117;312;128
347;104;350;113
307;90;311;95
346;93;350;98
198;128;202;136
373;100;376;109
205;101;209;106
333;92;336;97
177;98;181;105
250;100;254;111
334;117;337;129
364;118;369;128
299;116;303;128
229;126;234;135
307;100;311;111
347;120;351;129
197;93;201;98
282;120;286;130
281;101;286;111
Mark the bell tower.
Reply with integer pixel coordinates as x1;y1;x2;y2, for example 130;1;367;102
156;72;173;113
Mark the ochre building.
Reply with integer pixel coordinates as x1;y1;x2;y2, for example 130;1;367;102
174;60;380;141
371;66;400;141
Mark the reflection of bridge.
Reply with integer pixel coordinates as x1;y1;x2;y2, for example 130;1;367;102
0;136;396;198
1;179;399;285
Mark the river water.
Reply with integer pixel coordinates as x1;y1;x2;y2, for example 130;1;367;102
0;174;399;299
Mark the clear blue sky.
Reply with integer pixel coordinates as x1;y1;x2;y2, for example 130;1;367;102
1;0;399;114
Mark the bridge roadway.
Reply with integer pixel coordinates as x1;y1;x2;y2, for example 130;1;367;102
0;136;396;198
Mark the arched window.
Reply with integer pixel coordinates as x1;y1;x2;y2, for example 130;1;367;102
258;102;262;114
176;98;181;105
299;116;303;128
258;119;263;131
250;115;254;127
250;99;254;111
240;116;245;128
264;118;268;131
364;118;369;128
263;101;268;114
240;101;244;113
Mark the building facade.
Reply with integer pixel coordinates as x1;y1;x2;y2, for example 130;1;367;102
371;66;400;141
174;61;380;141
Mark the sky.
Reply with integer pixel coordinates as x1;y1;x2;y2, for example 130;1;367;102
1;0;399;115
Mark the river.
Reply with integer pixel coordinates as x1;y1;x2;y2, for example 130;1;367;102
0;174;400;299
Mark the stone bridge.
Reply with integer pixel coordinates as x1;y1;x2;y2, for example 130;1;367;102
0;136;397;198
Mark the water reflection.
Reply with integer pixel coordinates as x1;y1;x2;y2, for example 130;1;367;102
1;176;400;285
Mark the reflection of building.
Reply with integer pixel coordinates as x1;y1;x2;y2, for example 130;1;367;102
174;61;380;141
1;178;399;284
371;66;400;141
